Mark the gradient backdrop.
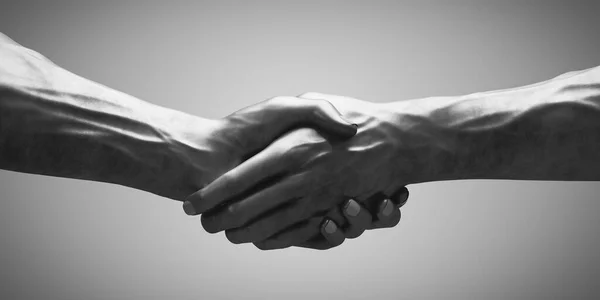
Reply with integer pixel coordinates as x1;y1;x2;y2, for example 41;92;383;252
1;1;600;299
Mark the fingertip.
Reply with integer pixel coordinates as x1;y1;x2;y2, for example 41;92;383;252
344;198;373;224
380;199;394;217
388;209;401;227
182;201;197;216
185;187;220;215
184;189;207;214
393;187;409;208
343;199;361;217
254;241;271;251
200;214;220;234
346;121;359;136
225;229;247;244
323;219;337;234
321;219;345;247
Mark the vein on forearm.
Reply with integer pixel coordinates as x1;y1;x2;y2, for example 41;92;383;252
434;67;600;181
0;83;174;185
0;36;219;200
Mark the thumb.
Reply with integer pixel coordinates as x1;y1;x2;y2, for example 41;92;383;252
308;99;357;138
222;96;357;157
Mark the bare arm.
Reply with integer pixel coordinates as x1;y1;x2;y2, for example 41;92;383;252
390;66;600;183
187;66;600;246
0;33;357;201
0;34;208;199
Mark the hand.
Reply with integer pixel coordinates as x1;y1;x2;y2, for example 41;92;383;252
151;96;357;200
261;186;409;250
0;32;358;202
185;93;429;245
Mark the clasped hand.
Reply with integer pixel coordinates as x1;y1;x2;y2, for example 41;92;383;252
185;93;415;250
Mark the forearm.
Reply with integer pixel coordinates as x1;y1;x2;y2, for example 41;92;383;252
0;39;212;199
385;66;600;182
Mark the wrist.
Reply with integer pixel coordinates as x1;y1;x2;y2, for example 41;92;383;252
0;41;223;201
379;97;472;183
63;76;220;200
381;82;558;182
133;105;222;200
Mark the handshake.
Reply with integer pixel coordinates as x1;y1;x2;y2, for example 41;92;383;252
164;93;419;250
2;32;439;252
4;32;596;252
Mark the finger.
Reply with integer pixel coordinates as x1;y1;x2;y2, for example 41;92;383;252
391;186;409;208
200;173;306;234
224;199;303;244
255;228;337;251
369;186;409;228
224;192;339;243
371;199;402;229
225;96;356;155
293;98;357;138
295;235;336;250
253;217;322;250
184;127;327;215
291;209;348;250
321;219;345;248
324;205;348;229
183;142;287;215
341;199;373;239
283;219;344;250
359;186;408;229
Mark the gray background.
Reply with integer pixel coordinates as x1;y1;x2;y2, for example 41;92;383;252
1;1;600;299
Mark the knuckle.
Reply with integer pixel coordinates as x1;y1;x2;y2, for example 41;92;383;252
311;98;332;113
278;145;307;168
226;206;247;228
226;203;238;216
315;96;337;108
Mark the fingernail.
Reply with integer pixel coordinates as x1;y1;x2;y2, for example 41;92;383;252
395;188;409;206
381;199;394;217
324;220;337;234
399;189;409;202
183;201;197;215
344;199;360;217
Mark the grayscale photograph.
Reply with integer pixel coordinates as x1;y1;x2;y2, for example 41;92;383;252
1;1;599;299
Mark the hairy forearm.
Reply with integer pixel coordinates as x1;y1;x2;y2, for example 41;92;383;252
386;66;600;182
0;39;212;199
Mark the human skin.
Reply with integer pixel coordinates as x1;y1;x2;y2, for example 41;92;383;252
306;190;409;250
187;66;600;249
0;32;355;200
0;32;404;248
